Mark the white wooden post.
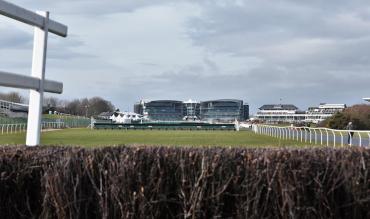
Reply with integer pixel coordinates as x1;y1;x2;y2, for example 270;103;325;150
0;0;67;146
26;11;49;146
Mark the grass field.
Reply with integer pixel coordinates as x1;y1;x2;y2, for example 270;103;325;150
0;128;313;147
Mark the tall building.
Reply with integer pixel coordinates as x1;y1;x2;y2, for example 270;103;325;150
134;99;249;123
133;100;145;115
183;99;200;121
141;100;184;121
243;104;249;120
199;99;244;122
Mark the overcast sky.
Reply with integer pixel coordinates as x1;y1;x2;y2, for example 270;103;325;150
1;0;370;113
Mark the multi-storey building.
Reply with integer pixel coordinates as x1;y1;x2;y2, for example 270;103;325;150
256;103;346;124
305;103;346;123
0;99;28;118
255;104;305;123
199;99;245;122
134;99;249;123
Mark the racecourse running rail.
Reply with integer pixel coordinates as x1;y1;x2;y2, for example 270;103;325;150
253;124;370;147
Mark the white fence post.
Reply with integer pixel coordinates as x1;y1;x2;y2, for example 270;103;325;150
340;132;344;147
358;133;362;147
313;129;317;144
0;1;67;146
331;130;336;147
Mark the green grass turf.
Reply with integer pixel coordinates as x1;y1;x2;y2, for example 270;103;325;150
0;128;315;147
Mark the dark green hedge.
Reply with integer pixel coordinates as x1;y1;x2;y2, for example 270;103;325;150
0;146;369;218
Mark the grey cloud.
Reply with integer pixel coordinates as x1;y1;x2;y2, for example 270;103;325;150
18;0;177;16
0;27;32;49
111;63;369;111
48;34;92;58
2;0;369;113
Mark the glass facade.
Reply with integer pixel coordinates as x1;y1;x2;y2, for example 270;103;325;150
183;101;200;120
135;99;249;123
199;99;244;122
133;103;143;115
243;104;249;120
144;100;184;121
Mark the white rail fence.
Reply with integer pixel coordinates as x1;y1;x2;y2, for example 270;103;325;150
252;124;370;147
1;122;65;135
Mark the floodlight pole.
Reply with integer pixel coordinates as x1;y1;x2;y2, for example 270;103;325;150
26;11;49;146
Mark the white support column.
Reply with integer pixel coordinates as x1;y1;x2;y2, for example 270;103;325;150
26;11;49;146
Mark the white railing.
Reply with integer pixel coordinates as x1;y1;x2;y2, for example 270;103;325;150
252;124;370;147
0;122;65;135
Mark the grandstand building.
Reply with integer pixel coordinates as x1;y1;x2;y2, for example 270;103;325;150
305;103;346;123
134;99;249;123
183;99;200;121
199;99;246;122
0;99;28;118
0;99;68;119
136;100;185;121
256;103;346;124
256;104;305;123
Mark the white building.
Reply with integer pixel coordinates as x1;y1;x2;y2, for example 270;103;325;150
256;103;346;124
256;104;306;123
364;98;370;102
305;103;346;123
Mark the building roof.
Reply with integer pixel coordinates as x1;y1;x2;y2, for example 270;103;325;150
183;99;199;104
259;104;298;110
201;99;243;104
318;103;346;109
112;111;142;117
147;100;183;104
98;111;114;117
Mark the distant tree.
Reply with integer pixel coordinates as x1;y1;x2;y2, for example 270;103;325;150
87;97;114;117
65;99;81;115
322;104;370;130
59;97;114;117
0;91;24;103
80;98;89;117
44;97;60;107
325;112;350;129
344;104;370;130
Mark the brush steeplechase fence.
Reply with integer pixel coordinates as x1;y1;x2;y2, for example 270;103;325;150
0;146;369;218
252;124;370;147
